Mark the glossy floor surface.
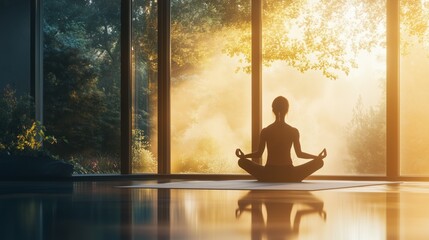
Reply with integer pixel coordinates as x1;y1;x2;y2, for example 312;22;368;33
1;180;428;240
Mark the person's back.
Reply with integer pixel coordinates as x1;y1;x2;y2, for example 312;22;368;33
263;122;296;167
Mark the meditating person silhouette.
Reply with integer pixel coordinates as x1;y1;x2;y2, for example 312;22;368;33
236;96;327;182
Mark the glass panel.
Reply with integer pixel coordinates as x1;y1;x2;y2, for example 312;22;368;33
400;0;429;176
131;0;158;173
170;0;252;173
0;0;31;96
262;1;387;175
43;0;121;174
0;0;33;155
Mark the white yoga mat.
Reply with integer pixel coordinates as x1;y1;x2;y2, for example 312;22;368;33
117;180;396;191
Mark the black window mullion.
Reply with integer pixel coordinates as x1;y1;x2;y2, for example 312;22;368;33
31;0;43;125
121;0;132;174
158;0;171;174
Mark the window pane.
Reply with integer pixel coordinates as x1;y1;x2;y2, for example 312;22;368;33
170;0;251;173
400;0;429;176
0;0;33;155
0;0;31;96
43;0;121;174
262;0;387;175
132;0;158;173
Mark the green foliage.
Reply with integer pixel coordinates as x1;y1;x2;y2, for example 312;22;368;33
0;85;34;147
42;0;156;173
66;154;120;174
43;45;109;157
15;121;57;152
43;0;120;160
0;86;57;156
169;0;407;80
65;129;157;174
132;129;157;173
168;0;428;79
223;0;387;79
133;0;159;73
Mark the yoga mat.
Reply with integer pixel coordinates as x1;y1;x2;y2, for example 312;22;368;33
116;180;396;191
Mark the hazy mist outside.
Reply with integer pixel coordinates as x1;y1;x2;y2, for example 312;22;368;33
400;0;429;175
170;0;387;175
262;52;386;175
170;54;252;173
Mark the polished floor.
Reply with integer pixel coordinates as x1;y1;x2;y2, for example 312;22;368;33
1;180;428;240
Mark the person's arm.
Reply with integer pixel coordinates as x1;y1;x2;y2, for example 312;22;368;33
293;129;327;160
293;208;326;234
236;130;266;159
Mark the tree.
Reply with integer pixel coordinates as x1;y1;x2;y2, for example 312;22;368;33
400;0;429;55
346;94;386;174
43;46;107;157
43;0;118;159
0;86;35;152
345;1;429;174
223;0;386;79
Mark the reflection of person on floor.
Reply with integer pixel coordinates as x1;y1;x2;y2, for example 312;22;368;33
236;96;327;182
235;191;326;240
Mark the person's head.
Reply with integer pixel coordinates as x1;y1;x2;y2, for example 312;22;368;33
272;96;289;120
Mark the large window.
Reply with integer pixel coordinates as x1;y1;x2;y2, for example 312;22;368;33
262;1;386;175
400;0;429;176
170;0;252;173
43;0;121;173
23;0;429;178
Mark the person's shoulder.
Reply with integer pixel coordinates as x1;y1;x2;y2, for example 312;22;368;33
261;124;275;135
264;123;278;131
261;126;270;133
284;123;296;129
285;123;299;134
